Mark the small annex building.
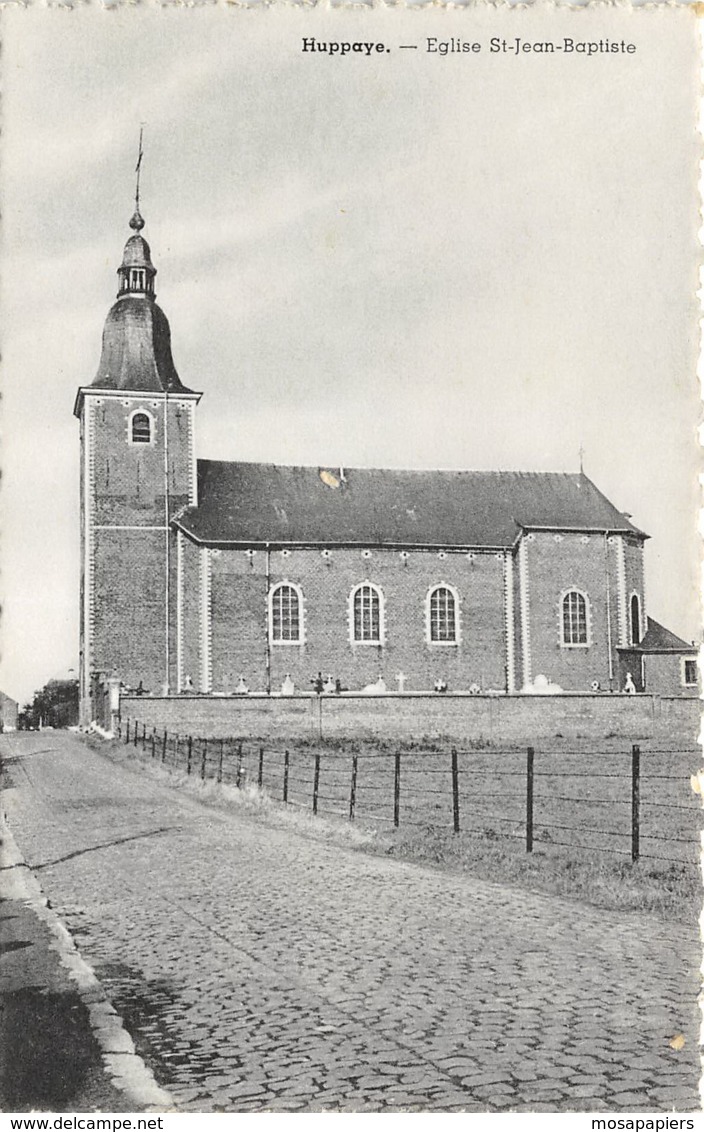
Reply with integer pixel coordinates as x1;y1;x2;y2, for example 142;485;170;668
74;208;698;720
618;618;698;697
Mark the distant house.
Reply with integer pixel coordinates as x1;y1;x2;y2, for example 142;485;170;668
618;618;699;698
0;691;19;732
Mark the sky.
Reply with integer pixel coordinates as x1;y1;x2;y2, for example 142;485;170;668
0;3;701;704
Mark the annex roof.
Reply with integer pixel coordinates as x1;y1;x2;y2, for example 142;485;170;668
632;617;695;654
174;464;645;549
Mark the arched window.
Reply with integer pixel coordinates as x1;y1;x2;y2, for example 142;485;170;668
561;590;589;646
269;583;302;644
427;585;459;644
130;412;152;445
129;267;146;290
351;583;384;644
630;594;641;646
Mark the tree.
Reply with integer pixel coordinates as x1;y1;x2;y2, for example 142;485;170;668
27;678;79;729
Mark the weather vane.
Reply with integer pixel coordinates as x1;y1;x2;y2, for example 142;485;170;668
135;124;145;212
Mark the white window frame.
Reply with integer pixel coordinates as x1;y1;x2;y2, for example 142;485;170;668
425;583;460;646
559;588;591;648
349;582;385;646
629;591;643;646
127;407;156;447
268;581;304;646
682;657;698;687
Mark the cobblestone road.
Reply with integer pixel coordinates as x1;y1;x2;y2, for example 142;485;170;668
2;733;700;1112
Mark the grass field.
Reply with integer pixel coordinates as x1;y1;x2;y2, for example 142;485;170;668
116;726;703;921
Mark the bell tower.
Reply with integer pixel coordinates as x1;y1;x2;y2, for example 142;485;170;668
74;196;201;722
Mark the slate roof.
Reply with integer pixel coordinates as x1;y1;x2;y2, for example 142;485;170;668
173;463;645;549
632;617;695;654
90;294;194;395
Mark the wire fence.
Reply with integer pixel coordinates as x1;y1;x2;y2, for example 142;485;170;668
119;719;701;865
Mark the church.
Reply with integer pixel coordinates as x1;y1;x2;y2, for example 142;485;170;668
74;205;698;722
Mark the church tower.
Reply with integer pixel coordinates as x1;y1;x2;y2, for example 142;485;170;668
74;202;201;721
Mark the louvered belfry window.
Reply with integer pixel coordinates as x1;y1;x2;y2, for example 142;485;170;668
131;412;152;444
353;584;381;643
429;586;457;643
271;584;301;643
562;591;588;645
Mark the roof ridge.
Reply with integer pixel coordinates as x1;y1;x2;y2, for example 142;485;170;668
197;459;584;477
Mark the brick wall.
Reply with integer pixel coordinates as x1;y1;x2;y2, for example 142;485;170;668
643;653;699;698
82;391;196;701
92;528;170;692
210;550;268;691
523;532;624;691
178;532;202;691
204;547;508;695
623;537;646;643
90;396;194;524
120;691;700;745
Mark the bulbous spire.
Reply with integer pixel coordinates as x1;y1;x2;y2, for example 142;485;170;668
89;210;193;395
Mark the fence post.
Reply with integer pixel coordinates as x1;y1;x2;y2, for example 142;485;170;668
236;743;243;788
201;740;207;781
151;729;156;759
283;749;289;803
394;752;401;828
161;730;168;763
187;735;193;776
125;721;130;745
526;747;534;853
451;746;460;834
349;754;358;821
631;744;640;863
133;722;138;748
258;746;264;789
313;752;321;815
142;723;147;751
217;739;224;784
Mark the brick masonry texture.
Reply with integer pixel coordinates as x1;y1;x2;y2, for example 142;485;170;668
93;529;169;692
524;532;640;691
119;692;699;743
179;534;201;691
82;394;195;695
206;547;507;695
643;654;695;698
174;535;652;699
90;396;193;527
623;537;646;641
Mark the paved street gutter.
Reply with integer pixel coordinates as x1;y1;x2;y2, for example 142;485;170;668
0;806;175;1113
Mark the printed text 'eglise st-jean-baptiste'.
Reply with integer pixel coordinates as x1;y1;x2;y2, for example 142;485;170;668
300;37;638;57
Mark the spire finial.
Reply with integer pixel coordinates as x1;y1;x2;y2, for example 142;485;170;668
129;125;145;232
579;443;585;474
